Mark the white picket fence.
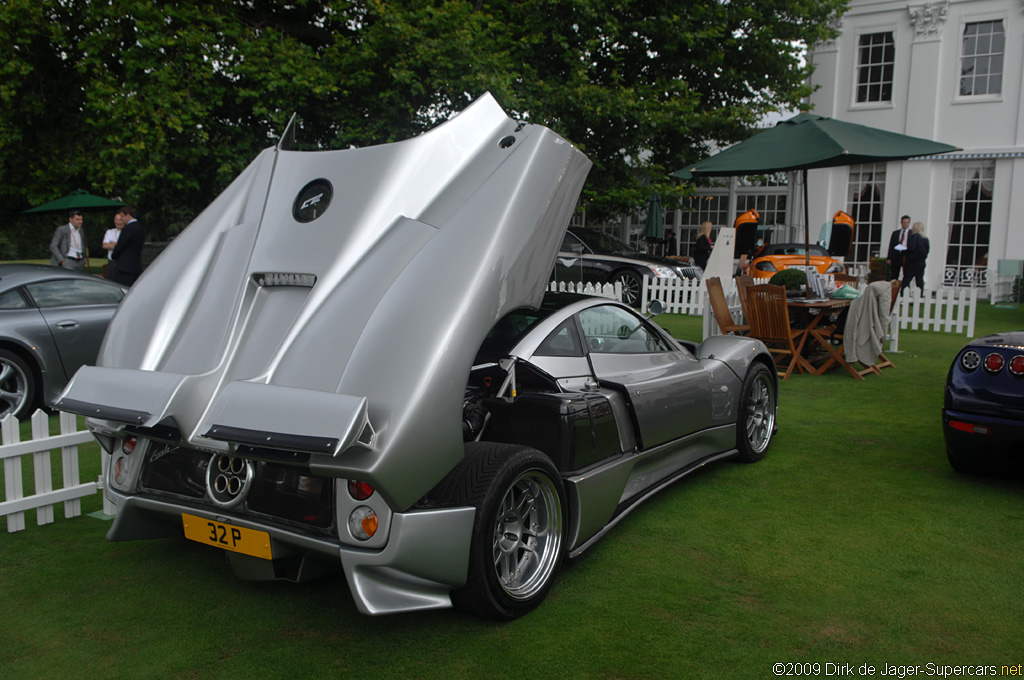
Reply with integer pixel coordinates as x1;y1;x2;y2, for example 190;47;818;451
640;277;706;315
896;287;978;337
0;410;106;533
547;280;622;299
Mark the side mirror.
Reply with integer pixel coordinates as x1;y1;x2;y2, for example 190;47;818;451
647;299;665;316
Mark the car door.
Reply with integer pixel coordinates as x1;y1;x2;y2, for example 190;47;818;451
555;231;610;286
577;303;712;450
25;279;125;379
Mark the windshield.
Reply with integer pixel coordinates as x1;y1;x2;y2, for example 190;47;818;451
571;229;638;255
763;244;830;257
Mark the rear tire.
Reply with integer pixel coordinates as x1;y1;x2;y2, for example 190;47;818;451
736;363;775;462
445;443;566;620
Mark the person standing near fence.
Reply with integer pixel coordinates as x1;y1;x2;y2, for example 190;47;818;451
901;221;929;292
887;214;911;282
693;221;713;271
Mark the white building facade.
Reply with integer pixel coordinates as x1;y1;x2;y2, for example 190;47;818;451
806;0;1024;291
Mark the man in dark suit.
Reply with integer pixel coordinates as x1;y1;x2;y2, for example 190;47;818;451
886;214;911;282
111;206;145;286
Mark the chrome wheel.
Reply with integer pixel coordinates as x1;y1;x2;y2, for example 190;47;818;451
614;271;642;306
492;468;563;601
744;371;775;455
0;353;30;419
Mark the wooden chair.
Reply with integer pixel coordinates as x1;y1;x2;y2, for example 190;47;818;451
734;275;755;325
858;279;901;375
746;284;805;380
706;277;750;335
817;279;900;377
833;272;860;289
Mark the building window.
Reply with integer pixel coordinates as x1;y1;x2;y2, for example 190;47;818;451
959;20;1004;96
945;161;994;288
679;185;788;261
845;164;886;270
856;32;894;103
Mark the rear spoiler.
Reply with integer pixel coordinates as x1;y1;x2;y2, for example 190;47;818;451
58;367;374;457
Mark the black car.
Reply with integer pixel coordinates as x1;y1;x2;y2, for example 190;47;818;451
943;331;1024;474
554;229;701;306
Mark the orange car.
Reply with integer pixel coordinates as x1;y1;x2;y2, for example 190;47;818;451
748;211;853;280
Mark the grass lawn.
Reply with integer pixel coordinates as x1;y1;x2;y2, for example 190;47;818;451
1;304;1022;679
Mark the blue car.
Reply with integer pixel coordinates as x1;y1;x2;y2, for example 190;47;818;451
943;331;1024;474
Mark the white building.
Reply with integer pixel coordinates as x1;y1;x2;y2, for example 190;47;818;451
806;0;1024;292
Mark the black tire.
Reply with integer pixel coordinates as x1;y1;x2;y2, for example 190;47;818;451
445;442;566;620
612;270;643;307
736;363;775;463
0;349;35;419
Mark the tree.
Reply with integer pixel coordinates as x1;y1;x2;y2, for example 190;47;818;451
0;0;843;256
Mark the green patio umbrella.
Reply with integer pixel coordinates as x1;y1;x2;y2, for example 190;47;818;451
22;189;126;214
644;191;665;246
675;112;959;272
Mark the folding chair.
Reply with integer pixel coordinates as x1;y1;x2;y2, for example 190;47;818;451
706;277;750;335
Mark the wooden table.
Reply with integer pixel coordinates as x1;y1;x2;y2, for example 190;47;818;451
786;297;863;380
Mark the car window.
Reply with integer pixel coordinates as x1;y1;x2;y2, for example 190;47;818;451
26;279;125;308
0;289;27;309
535;318;584;357
571;229;638;255
475;309;548;364
560;232;584;254
578;305;671;354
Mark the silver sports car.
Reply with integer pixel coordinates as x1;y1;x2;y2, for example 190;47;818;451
58;94;778;619
0;264;126;418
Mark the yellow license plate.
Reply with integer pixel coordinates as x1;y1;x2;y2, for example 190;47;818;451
181;513;272;560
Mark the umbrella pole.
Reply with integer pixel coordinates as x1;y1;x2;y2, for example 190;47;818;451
803;168;811;298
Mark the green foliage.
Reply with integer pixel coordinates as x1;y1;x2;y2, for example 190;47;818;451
769;267;806;290
0;0;845;252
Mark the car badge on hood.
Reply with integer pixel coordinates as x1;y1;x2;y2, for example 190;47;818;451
293;178;333;222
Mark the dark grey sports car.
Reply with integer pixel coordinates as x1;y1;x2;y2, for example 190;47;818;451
58;94;778;619
0;264;126;418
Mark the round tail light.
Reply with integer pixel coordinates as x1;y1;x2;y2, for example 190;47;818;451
983;352;1004;374
1009;355;1024;376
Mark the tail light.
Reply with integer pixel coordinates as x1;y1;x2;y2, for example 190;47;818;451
1009;355;1024;376
348;480;374;500
983;352;1004;374
122;436;137;455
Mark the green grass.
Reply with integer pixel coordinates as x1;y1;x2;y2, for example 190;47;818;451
1;305;1023;679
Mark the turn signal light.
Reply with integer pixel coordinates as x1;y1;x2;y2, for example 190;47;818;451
983;352;1004;374
348;480;374;500
348;506;378;540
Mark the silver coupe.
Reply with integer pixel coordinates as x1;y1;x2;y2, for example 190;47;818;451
58;94;778;619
